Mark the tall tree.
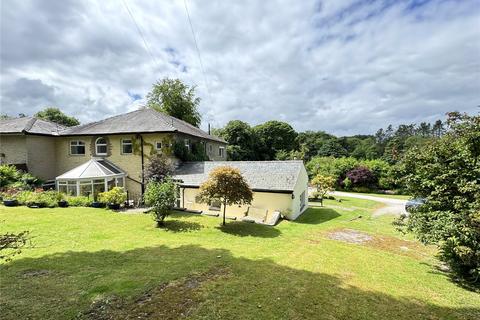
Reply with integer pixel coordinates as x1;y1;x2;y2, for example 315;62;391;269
398;112;480;284
216;120;256;160
196;166;253;226
253;121;297;160
146;78;201;127
35;107;80;127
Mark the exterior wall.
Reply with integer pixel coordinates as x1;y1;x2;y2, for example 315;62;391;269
26;135;57;180
55;133;176;201
181;187;293;220
289;165;309;220
0;134;27;165
205;141;227;161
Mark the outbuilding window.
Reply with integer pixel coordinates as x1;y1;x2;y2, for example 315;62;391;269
219;146;225;158
95;137;107;155
70;140;85;155
184;139;190;151
121;139;133;154
156;142;162;150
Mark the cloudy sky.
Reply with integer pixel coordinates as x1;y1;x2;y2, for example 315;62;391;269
1;0;479;135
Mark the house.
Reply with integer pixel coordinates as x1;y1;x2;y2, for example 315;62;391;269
174;161;308;220
1;109;309;220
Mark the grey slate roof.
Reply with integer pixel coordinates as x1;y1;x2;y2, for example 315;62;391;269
0;117;65;135
60;109;226;143
174;161;305;192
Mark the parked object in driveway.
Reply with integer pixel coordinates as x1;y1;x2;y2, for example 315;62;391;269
405;198;426;212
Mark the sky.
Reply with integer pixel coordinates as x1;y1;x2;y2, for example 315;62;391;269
1;0;479;136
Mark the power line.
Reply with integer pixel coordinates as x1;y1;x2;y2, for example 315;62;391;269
183;0;213;109
122;0;158;67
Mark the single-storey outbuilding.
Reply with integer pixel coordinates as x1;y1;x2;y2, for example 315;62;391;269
174;160;309;221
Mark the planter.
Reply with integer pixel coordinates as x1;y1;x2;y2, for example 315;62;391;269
91;202;106;208
107;203;120;210
3;199;18;207
58;200;68;208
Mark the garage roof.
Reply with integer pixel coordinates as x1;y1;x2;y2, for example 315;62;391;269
174;161;305;193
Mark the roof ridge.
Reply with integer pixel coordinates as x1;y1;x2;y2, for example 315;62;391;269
23;117;37;132
62;109;144;134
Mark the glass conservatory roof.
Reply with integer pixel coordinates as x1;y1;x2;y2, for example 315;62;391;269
56;159;126;180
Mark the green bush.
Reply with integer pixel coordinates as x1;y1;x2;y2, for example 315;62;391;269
0;165;40;190
173;141;209;161
15;191;35;205
66;196;93;207
144;179;177;227
25;191;62;208
98;187;127;206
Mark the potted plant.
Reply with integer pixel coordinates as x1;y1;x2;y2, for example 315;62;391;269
98;187;127;210
91;193;105;208
2;189;18;207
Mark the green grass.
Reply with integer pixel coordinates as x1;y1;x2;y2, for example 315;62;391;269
0;197;478;319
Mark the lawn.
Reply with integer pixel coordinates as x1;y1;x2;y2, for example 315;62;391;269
0;197;478;319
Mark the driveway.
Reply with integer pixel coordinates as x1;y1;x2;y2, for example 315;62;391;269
330;191;408;217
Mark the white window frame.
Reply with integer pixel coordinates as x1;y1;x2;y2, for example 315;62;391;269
184;139;190;151
219;146;225;158
121;138;133;155
155;142;162;150
95;137;108;156
70;140;85;155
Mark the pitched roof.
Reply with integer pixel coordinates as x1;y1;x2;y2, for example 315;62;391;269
173;161;305;192
0;117;65;135
60;109;226;143
56;159;125;180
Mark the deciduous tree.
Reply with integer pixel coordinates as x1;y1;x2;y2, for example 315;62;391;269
35;107;80;127
196;166;253;225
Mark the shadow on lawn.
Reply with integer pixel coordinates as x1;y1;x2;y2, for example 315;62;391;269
294;207;341;225
162;220;203;233
1;246;478;320
216;221;281;238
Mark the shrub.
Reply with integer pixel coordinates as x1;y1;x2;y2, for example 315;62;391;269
144;154;174;183
342;177;352;190
173;141;209;161
310;175;335;205
346;166;376;188
15;191;35;205
0;165;40;190
98;187;127;206
144;179;177;227
66;196;93;207
25;191;62;208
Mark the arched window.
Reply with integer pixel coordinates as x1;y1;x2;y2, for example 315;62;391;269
95;137;107;155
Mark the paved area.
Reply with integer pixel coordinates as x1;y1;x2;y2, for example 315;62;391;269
330;191;408;217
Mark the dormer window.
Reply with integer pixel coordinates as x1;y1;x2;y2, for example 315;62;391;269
95;137;107;156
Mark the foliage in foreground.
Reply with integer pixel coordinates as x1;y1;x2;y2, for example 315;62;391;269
0;229;29;262
144;154;174;183
0;165;39;190
144;180;177;227
196;166;253;225
397;112;480;285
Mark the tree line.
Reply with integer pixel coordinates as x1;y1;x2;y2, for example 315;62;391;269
213;118;447;164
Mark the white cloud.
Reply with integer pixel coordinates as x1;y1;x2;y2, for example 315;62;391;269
1;0;479;135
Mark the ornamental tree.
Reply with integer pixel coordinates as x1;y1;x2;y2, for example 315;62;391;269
196;166;253;225
144;154;174;183
311;175;335;205
397;112;480;285
346;166;376;187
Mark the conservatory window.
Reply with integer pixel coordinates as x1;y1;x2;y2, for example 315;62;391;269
121;139;133;154
95;137;107;155
66;181;77;195
70;140;85;155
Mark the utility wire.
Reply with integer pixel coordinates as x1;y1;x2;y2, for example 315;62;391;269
122;0;158;67
183;0;213;109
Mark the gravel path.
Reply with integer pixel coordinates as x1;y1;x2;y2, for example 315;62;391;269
330;191;408;217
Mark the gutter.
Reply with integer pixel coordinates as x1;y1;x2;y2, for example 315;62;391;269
179;184;293;194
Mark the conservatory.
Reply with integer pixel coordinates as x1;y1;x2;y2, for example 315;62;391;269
56;159;126;198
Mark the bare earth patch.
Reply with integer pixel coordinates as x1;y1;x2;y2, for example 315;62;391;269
318;229;433;260
77;267;231;320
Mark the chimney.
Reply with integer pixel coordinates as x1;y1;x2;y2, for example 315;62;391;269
208;123;211;135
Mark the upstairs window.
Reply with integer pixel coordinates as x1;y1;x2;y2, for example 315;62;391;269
121;139;133;154
70;140;85;155
95;137;107;156
219;146;225;158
